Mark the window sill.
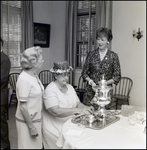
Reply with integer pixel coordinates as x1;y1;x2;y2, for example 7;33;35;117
10;67;22;73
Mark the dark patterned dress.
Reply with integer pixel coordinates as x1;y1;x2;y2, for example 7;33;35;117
81;48;121;109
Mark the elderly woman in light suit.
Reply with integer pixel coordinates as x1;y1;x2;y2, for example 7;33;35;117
15;46;44;149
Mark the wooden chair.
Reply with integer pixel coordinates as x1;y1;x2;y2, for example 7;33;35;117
75;75;87;103
8;73;20;107
39;70;52;89
111;77;133;110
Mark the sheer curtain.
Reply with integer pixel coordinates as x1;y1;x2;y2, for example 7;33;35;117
21;1;34;51
65;1;78;84
1;1;22;67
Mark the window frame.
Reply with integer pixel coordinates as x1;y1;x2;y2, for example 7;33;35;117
1;1;22;69
76;1;96;69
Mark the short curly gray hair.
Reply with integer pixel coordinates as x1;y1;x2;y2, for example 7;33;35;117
20;46;42;70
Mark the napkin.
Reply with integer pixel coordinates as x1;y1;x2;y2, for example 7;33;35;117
66;129;83;138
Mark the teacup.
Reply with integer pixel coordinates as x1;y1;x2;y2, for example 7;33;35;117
128;114;136;126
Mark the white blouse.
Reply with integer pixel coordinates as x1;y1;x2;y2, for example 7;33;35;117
15;71;44;122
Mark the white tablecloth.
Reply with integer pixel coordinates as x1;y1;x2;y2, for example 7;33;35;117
57;113;146;149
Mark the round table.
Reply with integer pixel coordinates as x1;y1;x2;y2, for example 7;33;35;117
57;112;146;149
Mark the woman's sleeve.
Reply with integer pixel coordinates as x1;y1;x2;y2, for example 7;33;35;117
43;87;59;109
113;53;121;85
69;85;80;106
81;52;91;80
17;79;31;102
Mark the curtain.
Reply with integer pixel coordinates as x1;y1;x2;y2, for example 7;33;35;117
0;1;1;37
65;1;78;84
94;1;113;49
21;1;34;51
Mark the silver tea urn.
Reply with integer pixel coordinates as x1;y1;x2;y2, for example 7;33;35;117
91;75;113;126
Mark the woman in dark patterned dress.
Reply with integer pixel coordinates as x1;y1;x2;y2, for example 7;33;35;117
81;27;121;110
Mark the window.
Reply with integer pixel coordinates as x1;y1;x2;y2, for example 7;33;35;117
1;1;22;68
76;1;96;68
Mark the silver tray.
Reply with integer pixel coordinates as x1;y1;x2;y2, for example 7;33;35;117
71;114;120;130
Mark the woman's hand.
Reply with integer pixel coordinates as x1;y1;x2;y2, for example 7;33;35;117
91;81;97;92
29;125;39;138
91;81;97;88
88;79;96;88
20;102;39;138
106;79;114;85
83;106;94;115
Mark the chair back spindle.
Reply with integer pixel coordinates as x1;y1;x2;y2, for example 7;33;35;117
8;73;20;106
9;73;19;92
113;77;133;97
39;70;52;88
111;77;133;110
75;76;87;102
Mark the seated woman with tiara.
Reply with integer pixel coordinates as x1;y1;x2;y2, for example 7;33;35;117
42;61;94;149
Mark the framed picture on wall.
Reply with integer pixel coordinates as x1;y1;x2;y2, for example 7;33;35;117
34;22;50;48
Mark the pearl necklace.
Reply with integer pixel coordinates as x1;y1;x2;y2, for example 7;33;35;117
99;48;108;54
99;48;108;61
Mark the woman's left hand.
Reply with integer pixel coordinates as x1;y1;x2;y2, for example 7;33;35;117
83;106;94;115
106;79;114;85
